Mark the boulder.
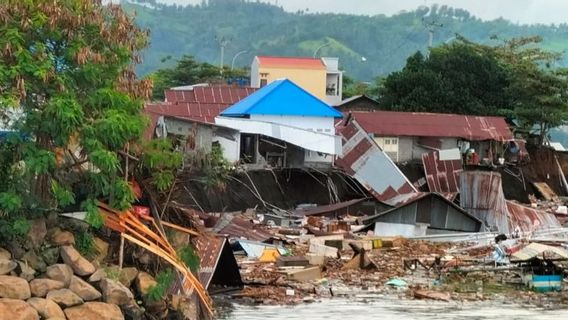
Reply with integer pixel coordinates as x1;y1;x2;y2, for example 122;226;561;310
118;267;138;287
0;275;31;299
0;248;11;260
135;272;157;296
88;268;106;283
69;276;101;301
16;261;36;281
26;218;47;249
93;237;109;263
46;288;83;308
46;264;73;287
0;259;18;275
26;297;65;319
49;228;76;246
99;278;134;306
21;251;47;273
60;246;95;276
64;302;124;320
30;278;65;297
40;247;60;266
0;298;39;320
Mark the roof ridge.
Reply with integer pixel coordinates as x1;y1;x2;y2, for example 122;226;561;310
240;80;287;114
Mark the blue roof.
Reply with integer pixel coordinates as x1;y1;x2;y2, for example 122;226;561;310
220;79;343;118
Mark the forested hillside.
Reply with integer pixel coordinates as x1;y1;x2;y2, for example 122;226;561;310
123;0;568;81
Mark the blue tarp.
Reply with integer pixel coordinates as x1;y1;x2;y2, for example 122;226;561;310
221;79;343;118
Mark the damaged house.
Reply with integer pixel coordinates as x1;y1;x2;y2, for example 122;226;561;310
343;111;514;164
215;79;343;169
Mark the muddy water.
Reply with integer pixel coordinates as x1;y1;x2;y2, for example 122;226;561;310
217;295;568;320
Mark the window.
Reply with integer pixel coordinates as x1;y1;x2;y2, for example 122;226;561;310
260;79;268;87
316;128;323;132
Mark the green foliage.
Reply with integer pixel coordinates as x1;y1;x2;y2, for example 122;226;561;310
124;1;568;82
146;269;174;302
178;245;200;273
142;139;183;192
0;1;149;227
75;231;99;260
149;55;248;100
202;144;231;192
0;217;30;242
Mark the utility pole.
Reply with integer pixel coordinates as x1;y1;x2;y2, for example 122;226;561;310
422;18;443;51
215;36;231;75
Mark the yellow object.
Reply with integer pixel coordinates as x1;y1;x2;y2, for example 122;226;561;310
372;239;383;249
259;247;281;262
251;56;327;100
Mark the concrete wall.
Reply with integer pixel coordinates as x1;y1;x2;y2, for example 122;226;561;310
254;66;327;100
375;135;460;163
250;58;260;88
213;133;240;163
250;114;335;134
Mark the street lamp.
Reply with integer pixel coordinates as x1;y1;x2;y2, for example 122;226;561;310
231;50;248;71
313;43;331;58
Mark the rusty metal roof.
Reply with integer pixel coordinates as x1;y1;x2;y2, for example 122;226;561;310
256;56;325;69
144;86;256;139
214;215;274;242
422;151;462;193
193;235;225;289
293;198;369;217
335;119;418;202
459;171;561;234
348;111;513;141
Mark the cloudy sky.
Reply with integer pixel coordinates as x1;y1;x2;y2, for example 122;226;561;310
153;0;568;25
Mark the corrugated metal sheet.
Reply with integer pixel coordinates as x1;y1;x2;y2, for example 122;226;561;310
335;119;417;202
214;215;273;243
144;86;256;139
362;193;482;232
511;243;568;261
294;198;369;217
422;151;463;193
194;235;225;289
460;171;561;234
236;240;288;258
348;111;513;141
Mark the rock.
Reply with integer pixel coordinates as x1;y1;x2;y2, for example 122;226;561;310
6;241;25;260
0;275;31;299
118;267;138;287
40;247;60;266
88;268;106;283
26;297;65;319
46;264;73;287
16;261;36;281
135;272;156;296
0;259;18;275
60;246;95;276
69;276;101;301
0;298;39;320
64;302;124;320
93;237;109;263
26;218;47;249
100;278;134;306
46;288;83;308
30;278;65;297
0;248;11;260
49;228;76;246
170;230;190;249
21;251;47;273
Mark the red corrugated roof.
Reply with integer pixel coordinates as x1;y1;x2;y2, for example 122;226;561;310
257;56;325;69
144;86;256;139
348;111;513;141
422;151;462;193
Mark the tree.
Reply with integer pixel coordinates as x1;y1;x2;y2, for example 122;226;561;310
378;40;512;116
149;55;248;100
0;1;151;227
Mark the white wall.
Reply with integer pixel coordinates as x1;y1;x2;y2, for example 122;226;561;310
304;150;332;163
250;57;260;88
213;134;240;164
249;114;335;135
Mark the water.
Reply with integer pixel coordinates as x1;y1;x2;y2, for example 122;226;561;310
217;295;568;320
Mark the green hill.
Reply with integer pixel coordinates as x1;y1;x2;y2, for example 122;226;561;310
123;0;568;81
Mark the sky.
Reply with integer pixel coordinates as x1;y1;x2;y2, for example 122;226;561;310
153;0;568;25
